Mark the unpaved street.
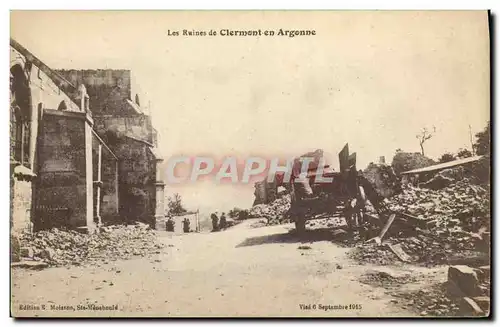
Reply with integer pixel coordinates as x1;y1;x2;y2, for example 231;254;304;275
12;219;446;317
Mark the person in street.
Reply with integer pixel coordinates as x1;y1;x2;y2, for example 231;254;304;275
183;218;190;233
211;212;219;232
219;212;227;231
166;217;175;232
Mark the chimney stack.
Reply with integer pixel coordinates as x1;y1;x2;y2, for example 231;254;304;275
379;156;386;164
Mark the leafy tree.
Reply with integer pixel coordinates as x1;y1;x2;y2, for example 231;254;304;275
456;148;473;159
473;122;490;156
438;153;456;163
167;193;187;215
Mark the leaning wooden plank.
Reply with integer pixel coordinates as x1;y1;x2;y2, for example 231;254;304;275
461;297;484;316
378;213;396;242
387;243;411;262
365;213;396;245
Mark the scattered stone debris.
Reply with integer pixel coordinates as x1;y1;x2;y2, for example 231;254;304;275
387;179;489;226
249;166;490;268
351;178;490;266
448;265;481;297
447;265;490;316
249;219;268;229
16;223;165;268
359;269;417;288
349;243;400;266
389;264;491;317
392;283;461;317
306;216;346;229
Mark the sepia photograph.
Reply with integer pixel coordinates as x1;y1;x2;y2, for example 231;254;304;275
9;10;491;318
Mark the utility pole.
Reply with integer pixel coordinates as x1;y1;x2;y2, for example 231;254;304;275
469;124;475;156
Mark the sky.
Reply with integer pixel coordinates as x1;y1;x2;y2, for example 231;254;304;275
10;11;490;214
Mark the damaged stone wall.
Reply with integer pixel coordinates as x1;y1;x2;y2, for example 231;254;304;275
253;181;267;205
114;139;157;226
52;67;162;227
100;151;119;223
363;163;401;199
11;41;88;235
35;110;92;230
11;175;33;234
91;133;119;225
55;69;134;116
11;42;83;170
94;115;155;145
253;180;278;206
92;114;159;226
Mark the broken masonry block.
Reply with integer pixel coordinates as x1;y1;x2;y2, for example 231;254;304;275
448;265;481;297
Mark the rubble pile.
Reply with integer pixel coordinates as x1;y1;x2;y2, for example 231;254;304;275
363;163;401;198
387;179;490;231
394;265;491;317
420;167;465;190
306;216;345;230
352;178;490;266
17;223;165;267
447;265;490;316
249;194;291;225
349;243;400;266
393;283;461;317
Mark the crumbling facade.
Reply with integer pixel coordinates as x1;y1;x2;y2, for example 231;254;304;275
55;69;165;227
253;180;278;206
10;39;164;234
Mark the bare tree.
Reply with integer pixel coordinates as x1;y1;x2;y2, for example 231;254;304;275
416;126;436;156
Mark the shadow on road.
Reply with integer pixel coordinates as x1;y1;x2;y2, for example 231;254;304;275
236;228;345;248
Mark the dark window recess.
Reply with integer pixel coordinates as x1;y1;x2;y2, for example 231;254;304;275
10;65;32;167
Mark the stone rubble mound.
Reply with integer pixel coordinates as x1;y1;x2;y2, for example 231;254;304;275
352;178;490;266
17;223;165;267
387;179;489;225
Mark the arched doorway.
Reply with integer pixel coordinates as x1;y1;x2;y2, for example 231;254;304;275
10;64;32;167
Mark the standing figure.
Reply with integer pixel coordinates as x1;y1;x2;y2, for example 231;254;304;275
183;218;190;233
219;212;227;231
166;217;175;232
211;212;219;232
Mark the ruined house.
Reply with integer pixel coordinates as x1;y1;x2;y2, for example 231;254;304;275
253;179;279;206
10;38;165;234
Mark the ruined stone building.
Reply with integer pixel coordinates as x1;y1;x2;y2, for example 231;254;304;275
253;180;278;206
10;38;165;234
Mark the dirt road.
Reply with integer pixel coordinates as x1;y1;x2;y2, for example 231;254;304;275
11;219;445;317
